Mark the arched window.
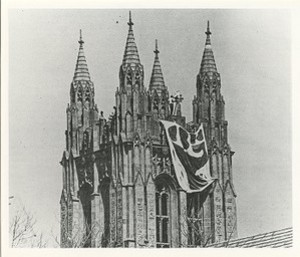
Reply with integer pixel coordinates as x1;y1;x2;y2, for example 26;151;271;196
187;193;203;247
156;182;170;248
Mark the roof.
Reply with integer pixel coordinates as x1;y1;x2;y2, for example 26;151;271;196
149;40;166;95
208;227;293;248
122;11;141;66
73;30;91;82
199;21;218;76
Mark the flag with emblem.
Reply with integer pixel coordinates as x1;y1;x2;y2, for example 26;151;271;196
160;120;215;193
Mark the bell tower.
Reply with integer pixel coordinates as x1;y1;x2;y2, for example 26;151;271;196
60;30;100;247
191;21;237;244
67;30;98;154
59;14;238;249
114;11;148;138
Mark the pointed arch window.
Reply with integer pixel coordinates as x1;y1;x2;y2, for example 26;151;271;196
77;87;83;102
156;182;170;248
187;193;203;247
85;88;90;102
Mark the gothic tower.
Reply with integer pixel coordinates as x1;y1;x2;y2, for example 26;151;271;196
109;12;186;248
60;30;103;247
191;21;237;243
59;14;237;248
112;11;150;247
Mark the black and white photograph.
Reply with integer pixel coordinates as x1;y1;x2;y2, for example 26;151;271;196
2;2;300;256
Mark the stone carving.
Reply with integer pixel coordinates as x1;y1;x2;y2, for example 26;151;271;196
77;87;83;102
82;132;89;153
85;88;90;102
152;154;172;177
135;71;141;85
152;154;161;176
126;73;132;86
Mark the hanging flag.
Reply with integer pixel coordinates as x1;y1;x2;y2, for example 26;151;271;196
160;120;215;193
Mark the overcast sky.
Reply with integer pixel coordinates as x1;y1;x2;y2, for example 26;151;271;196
9;9;291;244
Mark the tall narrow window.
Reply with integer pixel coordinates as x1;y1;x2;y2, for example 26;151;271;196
187;193;203;247
156;183;170;248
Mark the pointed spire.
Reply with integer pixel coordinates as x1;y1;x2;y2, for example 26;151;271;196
200;21;218;75
122;11;141;66
73;29;91;82
149;40;166;96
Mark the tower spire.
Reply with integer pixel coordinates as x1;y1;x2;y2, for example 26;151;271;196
200;21;217;75
149;39;166;95
73;29;91;82
122;11;140;65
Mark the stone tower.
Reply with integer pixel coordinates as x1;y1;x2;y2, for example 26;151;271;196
191;21;237;243
60;14;237;248
60;30;102;247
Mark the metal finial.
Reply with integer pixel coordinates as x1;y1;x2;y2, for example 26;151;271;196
128;10;134;27
78;29;84;45
206;20;211;36
154;39;160;55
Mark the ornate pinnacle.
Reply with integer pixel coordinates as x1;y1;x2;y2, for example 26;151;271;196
149;39;165;95
200;20;217;75
122;10;140;65
73;29;91;82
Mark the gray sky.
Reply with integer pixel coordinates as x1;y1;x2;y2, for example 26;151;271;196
9;9;291;243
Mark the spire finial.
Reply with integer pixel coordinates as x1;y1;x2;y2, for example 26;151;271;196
200;20;217;75
149;39;165;95
206;20;211;36
78;29;84;45
122;10;140;65
205;21;212;46
154;39;160;55
73;29;91;82
128;11;134;28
